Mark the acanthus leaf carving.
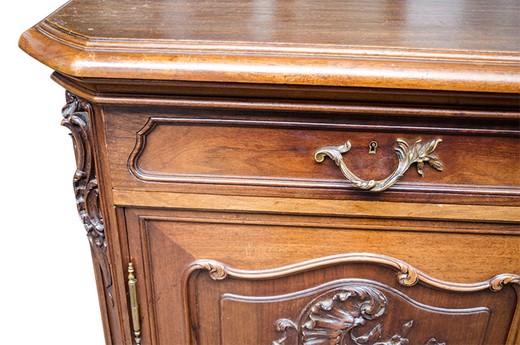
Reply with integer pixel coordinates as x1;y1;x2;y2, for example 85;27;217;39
61;91;113;304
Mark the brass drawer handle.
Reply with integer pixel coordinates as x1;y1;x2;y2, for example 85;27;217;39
315;138;443;192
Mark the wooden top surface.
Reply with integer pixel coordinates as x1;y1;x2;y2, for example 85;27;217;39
19;0;520;92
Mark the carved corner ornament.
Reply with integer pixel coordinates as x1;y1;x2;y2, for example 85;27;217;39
61;91;113;303
315;138;443;191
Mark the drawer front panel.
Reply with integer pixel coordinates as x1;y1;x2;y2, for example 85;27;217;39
105;106;520;204
124;208;520;345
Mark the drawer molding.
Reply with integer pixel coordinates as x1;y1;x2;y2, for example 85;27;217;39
126;116;519;199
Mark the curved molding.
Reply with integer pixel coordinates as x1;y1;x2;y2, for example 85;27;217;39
128;117;156;181
183;253;519;293
223;278;490;345
127;117;519;200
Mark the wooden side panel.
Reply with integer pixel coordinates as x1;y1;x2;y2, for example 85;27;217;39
124;208;520;345
61;92;125;344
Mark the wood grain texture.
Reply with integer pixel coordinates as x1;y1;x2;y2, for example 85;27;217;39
19;0;520;91
113;190;520;223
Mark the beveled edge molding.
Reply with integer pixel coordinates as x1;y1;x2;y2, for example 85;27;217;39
127;117;519;197
61;91;114;304
19;21;520;93
37;19;520;64
181;253;519;344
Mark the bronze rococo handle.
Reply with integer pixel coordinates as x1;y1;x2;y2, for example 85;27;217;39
314;138;444;192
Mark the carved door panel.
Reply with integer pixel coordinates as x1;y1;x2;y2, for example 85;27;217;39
124;208;519;345
186;263;516;345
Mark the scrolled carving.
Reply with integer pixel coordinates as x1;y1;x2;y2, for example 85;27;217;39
196;261;228;281
489;274;520;292
62;91;105;249
273;319;298;345
395;262;419;287
61;91;113;303
273;286;444;345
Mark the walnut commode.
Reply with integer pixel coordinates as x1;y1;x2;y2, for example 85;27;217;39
20;0;520;344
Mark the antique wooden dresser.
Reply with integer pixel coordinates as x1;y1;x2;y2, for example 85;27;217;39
20;0;519;344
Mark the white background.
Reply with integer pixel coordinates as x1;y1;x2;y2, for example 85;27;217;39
2;1;105;343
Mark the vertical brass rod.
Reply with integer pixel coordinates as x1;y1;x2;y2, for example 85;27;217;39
128;262;141;344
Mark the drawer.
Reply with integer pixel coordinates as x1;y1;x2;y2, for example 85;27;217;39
124;208;520;345
104;105;520;206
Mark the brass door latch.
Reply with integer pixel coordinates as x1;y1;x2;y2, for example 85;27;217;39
128;262;142;344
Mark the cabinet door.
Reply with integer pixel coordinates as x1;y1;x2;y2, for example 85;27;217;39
124;208;519;345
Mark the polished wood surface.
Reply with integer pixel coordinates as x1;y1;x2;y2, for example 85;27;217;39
30;0;520;49
19;0;520;344
19;0;520;91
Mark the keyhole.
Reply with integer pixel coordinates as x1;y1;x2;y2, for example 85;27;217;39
369;141;378;154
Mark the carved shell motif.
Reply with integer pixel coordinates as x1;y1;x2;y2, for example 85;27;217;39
273;285;445;345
